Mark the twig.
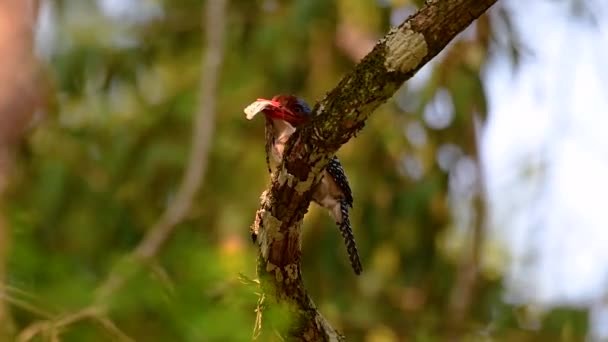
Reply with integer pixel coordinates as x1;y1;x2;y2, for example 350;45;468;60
17;307;134;342
16;307;99;342
92;315;136;342
0;295;53;320
1;283;61;317
253;293;265;340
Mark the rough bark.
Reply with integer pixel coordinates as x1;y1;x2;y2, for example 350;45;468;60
251;0;498;340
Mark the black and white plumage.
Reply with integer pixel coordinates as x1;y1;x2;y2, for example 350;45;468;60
326;156;353;207
324;157;362;274
244;95;363;275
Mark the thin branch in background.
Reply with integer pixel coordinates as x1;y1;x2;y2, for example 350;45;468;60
446;188;485;332
0;294;53;320
17;0;228;338
0;283;59;326
93;0;227;304
16;307;135;342
16;308;99;342
446;113;487;334
95;0;228;303
253;293;265;339
92;315;136;342
131;0;226;260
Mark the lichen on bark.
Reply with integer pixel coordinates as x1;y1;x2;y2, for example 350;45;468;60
384;23;428;73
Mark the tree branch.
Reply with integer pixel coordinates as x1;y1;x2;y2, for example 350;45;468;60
252;0;498;339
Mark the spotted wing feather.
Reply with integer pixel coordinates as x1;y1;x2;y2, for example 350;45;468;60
325;156;353;207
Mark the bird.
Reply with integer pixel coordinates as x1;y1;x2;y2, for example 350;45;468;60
244;95;363;275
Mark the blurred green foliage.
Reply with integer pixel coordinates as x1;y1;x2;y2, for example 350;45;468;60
5;0;589;340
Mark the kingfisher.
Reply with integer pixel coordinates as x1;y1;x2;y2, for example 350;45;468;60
245;95;363;275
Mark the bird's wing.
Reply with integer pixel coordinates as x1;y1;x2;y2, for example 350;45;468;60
325;156;353;207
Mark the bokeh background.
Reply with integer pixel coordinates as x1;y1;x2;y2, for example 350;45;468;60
1;0;607;340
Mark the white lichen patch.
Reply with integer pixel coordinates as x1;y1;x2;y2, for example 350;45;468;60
266;262;277;273
294;176;315;194
278;166;318;195
294;162;325;194
284;263;299;281
385;23;428;74
317;103;325;113
259;189;269;201
259;210;283;258
258;226;270;258
262;213;283;239
275;268;284;282
277;170;296;187
262;210;282;236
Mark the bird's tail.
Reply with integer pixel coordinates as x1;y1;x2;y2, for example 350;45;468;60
339;199;363;275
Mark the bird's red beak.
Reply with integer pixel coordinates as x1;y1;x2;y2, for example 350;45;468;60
244;98;297;121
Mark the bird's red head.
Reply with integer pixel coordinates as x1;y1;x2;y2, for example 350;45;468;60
244;94;312;127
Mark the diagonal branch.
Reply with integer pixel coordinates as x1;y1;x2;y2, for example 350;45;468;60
252;0;498;340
